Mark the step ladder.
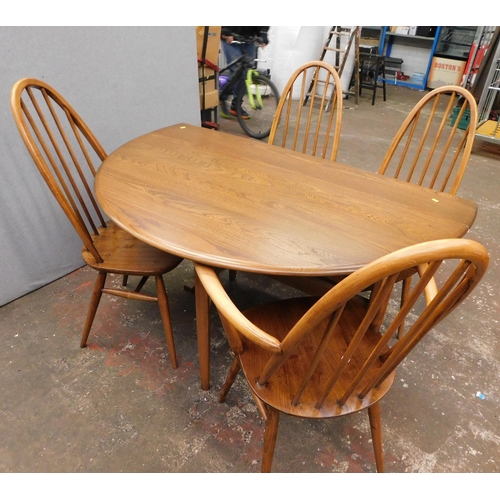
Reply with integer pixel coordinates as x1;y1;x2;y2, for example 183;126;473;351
304;26;360;109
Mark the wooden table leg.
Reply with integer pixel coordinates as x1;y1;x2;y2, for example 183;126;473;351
195;271;211;390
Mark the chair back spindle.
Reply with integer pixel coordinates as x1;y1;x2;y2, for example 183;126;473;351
11;78;183;367
196;239;488;417
11;79;108;262
268;61;343;162
378;85;478;195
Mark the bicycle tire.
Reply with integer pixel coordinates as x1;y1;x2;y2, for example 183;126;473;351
235;74;280;140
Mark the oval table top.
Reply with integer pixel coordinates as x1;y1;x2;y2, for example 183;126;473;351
95;123;477;277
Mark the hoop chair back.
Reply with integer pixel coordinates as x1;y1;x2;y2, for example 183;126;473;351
378;85;478;195
268;61;343;161
10;78;183;367
195;238;489;472
11;78;108;263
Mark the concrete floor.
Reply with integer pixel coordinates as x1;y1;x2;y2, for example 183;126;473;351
1;85;499;475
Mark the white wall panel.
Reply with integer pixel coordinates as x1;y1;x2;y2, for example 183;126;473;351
0;26;200;306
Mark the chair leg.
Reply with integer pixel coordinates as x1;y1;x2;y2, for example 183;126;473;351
80;271;107;348
134;276;149;293
368;402;385;472
219;356;241;403
371;62;378;105
398;277;411;339
381;64;387;101
122;275;128;286
261;406;280;473
195;271;211;390
229;270;237;281
155;275;178;369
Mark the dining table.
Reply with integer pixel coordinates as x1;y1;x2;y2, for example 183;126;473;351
95;123;477;390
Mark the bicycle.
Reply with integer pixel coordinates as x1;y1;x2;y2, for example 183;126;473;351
219;35;280;139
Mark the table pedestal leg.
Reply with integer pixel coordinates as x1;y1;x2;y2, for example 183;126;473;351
195;271;211;390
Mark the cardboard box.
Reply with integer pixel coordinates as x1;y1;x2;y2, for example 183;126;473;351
196;26;221;66
395;26;410;35
198;65;219;110
390;26;410;34
427;57;466;89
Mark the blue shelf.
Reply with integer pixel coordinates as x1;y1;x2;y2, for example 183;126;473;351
385;79;427;90
379;27;442;90
385;32;436;42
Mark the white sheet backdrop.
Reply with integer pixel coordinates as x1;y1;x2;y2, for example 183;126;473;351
257;26;356;97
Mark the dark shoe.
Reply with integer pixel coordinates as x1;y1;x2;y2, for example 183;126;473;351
220;101;232;119
231;106;250;119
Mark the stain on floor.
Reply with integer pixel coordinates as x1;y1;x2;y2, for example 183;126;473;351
1;87;499;474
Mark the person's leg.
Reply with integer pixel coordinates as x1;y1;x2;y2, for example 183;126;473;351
244;43;257;61
229;43;258;115
222;40;241;66
220;41;243;118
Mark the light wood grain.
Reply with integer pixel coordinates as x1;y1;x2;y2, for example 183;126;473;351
195;239;489;472
378;85;478;195
269;60;343;161
95;123;477;277
11;78;183;368
94;123;478;389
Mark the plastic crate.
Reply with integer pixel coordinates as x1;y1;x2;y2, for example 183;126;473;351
450;106;471;130
412;72;425;86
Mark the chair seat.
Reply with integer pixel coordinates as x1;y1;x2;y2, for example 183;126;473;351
197;239;488;472
240;295;395;419
82;221;183;275
11;78;183;368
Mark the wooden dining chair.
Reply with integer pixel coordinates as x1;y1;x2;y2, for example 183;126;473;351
377;85;479;314
268;60;343;162
10;78;183;368
313;85;479;315
195;238;489;472
228;61;343;283
378;85;478;195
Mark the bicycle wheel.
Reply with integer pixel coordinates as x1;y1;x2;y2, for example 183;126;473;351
235;74;280;140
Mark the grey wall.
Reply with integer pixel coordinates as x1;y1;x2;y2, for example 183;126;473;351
0;27;200;306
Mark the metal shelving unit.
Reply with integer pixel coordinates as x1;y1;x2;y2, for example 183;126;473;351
378;26;441;90
476;39;500;144
434;26;477;60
